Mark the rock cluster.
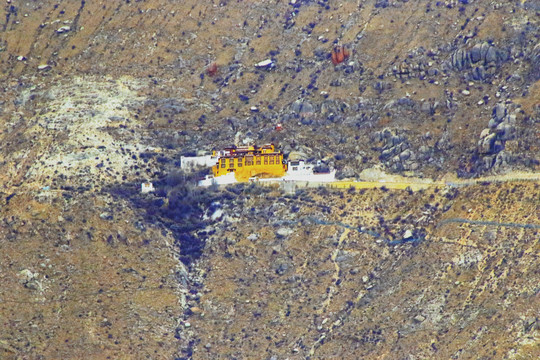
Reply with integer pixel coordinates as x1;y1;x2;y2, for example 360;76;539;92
374;129;418;172
18;269;42;291
530;44;540;81
477;103;517;171
445;42;508;81
392;60;439;80
290;99;315;117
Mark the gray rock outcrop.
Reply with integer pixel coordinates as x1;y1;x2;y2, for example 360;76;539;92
446;42;508;81
477;103;517;170
375;129;418;172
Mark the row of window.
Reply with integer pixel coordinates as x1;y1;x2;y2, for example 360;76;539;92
220;155;282;168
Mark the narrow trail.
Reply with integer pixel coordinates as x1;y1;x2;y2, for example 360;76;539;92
305;216;540;241
438;218;540;230
279;217;423;246
281;215;540;249
326;171;540;190
263;171;540;195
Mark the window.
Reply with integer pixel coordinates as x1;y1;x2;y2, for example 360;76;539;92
221;159;226;168
269;156;274;164
264;156;268;165
229;158;234;168
246;156;253;166
237;157;243;167
256;156;261;165
275;155;280;163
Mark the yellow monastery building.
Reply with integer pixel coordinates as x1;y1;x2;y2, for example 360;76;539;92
212;144;287;182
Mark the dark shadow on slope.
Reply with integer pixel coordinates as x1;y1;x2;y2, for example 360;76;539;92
106;170;235;266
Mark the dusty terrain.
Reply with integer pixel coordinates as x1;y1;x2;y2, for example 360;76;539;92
190;182;539;359
0;0;539;359
0;190;186;359
2;0;539;177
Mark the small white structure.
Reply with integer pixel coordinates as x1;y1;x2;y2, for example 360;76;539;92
283;160;336;182
255;59;274;68
141;181;155;193
198;172;237;187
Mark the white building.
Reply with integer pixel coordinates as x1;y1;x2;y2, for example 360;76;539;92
180;155;217;171
283;160;336;182
197;159;336;186
141;182;155;193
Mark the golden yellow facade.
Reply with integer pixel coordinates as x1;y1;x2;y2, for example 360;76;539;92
212;144;287;182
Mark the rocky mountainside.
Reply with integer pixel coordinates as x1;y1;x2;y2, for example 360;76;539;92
1;0;539;178
190;182;539;359
0;0;539;359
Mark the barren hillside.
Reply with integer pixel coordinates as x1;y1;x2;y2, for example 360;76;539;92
0;1;539;359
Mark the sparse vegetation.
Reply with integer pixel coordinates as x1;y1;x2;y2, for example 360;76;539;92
0;0;538;359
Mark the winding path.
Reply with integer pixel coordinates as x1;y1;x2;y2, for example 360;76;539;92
327;171;540;190
438;218;540;230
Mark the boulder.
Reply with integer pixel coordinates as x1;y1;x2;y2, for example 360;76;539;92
397;97;415;107
339;166;356;179
493;104;507;122
488;118;499;129
483;155;495;169
479;133;497;154
451;49;465;70
276;227;293;238
375;0;389;8
427;68;438;76
288;151;308;161
485;46;498;63
274;261;291;275
471;66;486;81
480;42;490;59
400;149;412;161
449;42;507;72
381;148;394;160
470;44;482;63
255;59;275;69
493;151;512;169
496;122;514;141
480;128;491;138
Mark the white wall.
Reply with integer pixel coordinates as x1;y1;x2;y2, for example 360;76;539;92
180;155;217;170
